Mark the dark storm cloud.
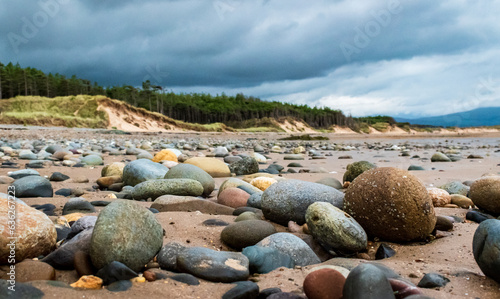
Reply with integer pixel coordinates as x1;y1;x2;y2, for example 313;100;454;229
1;0;500;116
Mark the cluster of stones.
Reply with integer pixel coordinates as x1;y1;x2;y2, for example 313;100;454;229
0;136;499;298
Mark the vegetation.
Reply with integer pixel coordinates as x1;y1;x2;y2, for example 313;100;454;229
279;134;329;141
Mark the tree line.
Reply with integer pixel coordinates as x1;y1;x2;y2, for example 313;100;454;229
0;61;359;129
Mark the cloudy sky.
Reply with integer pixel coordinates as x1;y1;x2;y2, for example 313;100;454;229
1;0;500;118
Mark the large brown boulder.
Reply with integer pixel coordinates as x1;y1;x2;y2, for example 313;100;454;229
344;167;436;242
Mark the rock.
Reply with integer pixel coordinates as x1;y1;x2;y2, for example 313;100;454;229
96;261;138;285
225;156;243;164
233;207;263;217
316;177;343;189
431;152;451;162
42;228;93;269
122;159;169;187
259;288;283;298
151;195;234;215
33;203;56;216
74;250;95;276
261;179;344;226
55;188;72;197
131;178;204;200
439;181;469;196
152;149;178;163
62;198;96;215
305;202;367;254
97;176;122;189
107;280;133;292
283;154;304;160
472;219;500;283
256;233;320;266
202;219;229;226
218;187;251;208
253;152;267;164
343;263;396;299
157;242;186;272
11;176;53;197
8;169;40;180
177;247;249;282
417;273;450;288
90;200;163;272
19;149;37;160
0;196;56;263
251;177;277;191
49;172;70;181
101;162;126;177
242;245;295;274
344;167;436;242
222;281;260;299
343;161;376;183
229;156;259;175
247;193;263;209
12;259;56;282
467;154;484;159
303;268;345;299
235;211;262;222
435;216;454;231
81;154;103;165
375;243;396;260
408;165;425;171
469;176;500;214
427;188;451;207
466;210;494;223
214;146;229;157
221;220;277;250
67;216;98;240
184;157;231;178
219;178;263;196
450;194;474;208
0;176;15;184
164;163;215;197
70;275;103;289
266;164;284;174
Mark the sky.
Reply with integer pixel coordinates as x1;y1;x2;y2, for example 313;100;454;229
1;0;500;118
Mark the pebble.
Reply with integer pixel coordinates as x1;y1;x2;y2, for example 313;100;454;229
343;263;396;299
152;149;178;163
169;273;200;285
261;179;344;226
12;259;56;282
97;176;122;189
222;281;260;299
219;178;263;196
101;162;126;177
375;243;396;260
67;216;97;240
450;194;474;208
184;157;231;177
242;245;295;274
95;261;138;285
70;275;103;289
202;219;230;226
344;167;436;242
256;233;320;266
342;161;376;183
177;247;250;282
431;152;451;162
42;228;93;269
235;211;262;222
90;200;163;272
74;250;95;276
427;188;451;207
218;187;251;208
251;176;277;191
408;165;425;171
11;175;53;197
49;172;70;181
466;210;495;223
164;163;215;197
151;195;235;215
229;156;260;175
0;197;56;264
417;273;450;288
81;154;103;165
303;268;345;299
122;159;169;187
435;215;454;231
305;202;367;254
62;198;96;215
315;177;343;189
283;154;304;160
439;181;470;196
132;178;204;200
157;242;187;272
473;219;500;283
221;220;277;250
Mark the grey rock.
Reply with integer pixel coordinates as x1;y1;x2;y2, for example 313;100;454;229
122;159;169;187
62;198;96;215
221;220;277;250
42;228;93;269
256;233;320;266
81;154;103;165
242;245;295;274
261;179;344;226
473;219;500;283
164;163;215;197
229;156;259;175
343;263;396;299
9;169;40;180
439;181;469;196
431;152;451;162
11;176;53;197
417;273;450;288
157;242;187;272
315;177;343;189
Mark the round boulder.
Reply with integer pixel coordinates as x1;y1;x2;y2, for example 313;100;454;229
132;179;204;201
221;220;277;250
473;219;500;283
343;161;376;183
11;176;53;198
89;200;163;272
122;159;169;187
152;149;178;163
427;188;451;207
469;176;500;214
344;167;436;242
184;157;231;178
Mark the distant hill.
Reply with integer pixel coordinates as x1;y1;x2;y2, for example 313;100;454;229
395;107;500;128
